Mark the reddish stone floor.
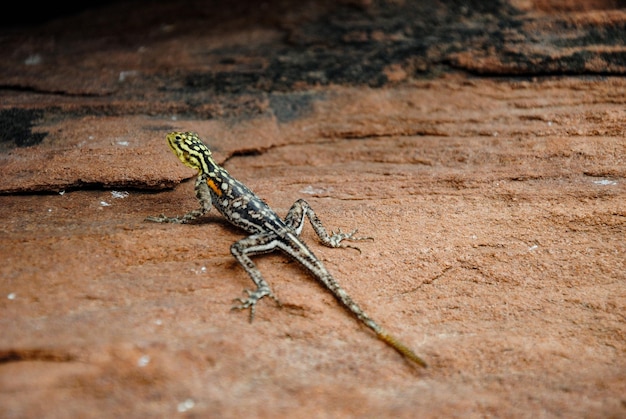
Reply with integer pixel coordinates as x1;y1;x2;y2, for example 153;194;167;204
1;1;624;417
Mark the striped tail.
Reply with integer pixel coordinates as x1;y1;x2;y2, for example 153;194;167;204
326;277;428;368
376;329;428;368
303;252;428;367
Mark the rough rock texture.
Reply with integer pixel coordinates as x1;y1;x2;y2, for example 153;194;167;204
1;1;625;417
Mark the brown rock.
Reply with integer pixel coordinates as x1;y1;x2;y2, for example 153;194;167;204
1;1;625;417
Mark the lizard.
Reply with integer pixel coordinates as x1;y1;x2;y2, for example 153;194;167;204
146;131;427;367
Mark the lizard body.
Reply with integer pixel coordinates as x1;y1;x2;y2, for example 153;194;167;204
146;131;427;367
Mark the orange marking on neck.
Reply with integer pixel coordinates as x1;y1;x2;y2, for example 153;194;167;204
207;179;222;196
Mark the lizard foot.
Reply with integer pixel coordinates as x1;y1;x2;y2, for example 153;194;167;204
144;214;185;224
328;228;374;253
232;286;280;322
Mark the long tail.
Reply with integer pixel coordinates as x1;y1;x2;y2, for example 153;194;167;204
320;270;428;367
289;239;428;367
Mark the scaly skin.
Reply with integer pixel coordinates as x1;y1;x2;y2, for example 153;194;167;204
146;131;427;368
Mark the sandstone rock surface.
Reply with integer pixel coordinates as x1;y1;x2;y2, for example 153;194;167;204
1;1;624;417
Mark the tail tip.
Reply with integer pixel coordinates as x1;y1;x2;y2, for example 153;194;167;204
378;331;428;368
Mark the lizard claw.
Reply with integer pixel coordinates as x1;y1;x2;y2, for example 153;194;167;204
328;228;374;252
145;214;184;223
231;287;279;322
144;214;166;222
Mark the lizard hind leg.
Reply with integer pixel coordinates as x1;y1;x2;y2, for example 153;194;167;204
230;234;281;322
284;198;373;252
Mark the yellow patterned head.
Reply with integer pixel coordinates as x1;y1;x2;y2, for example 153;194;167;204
166;131;212;172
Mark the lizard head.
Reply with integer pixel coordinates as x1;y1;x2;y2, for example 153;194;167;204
166;131;212;172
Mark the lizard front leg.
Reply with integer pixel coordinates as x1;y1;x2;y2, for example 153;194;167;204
230;233;281;321
284;198;373;251
146;175;213;223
